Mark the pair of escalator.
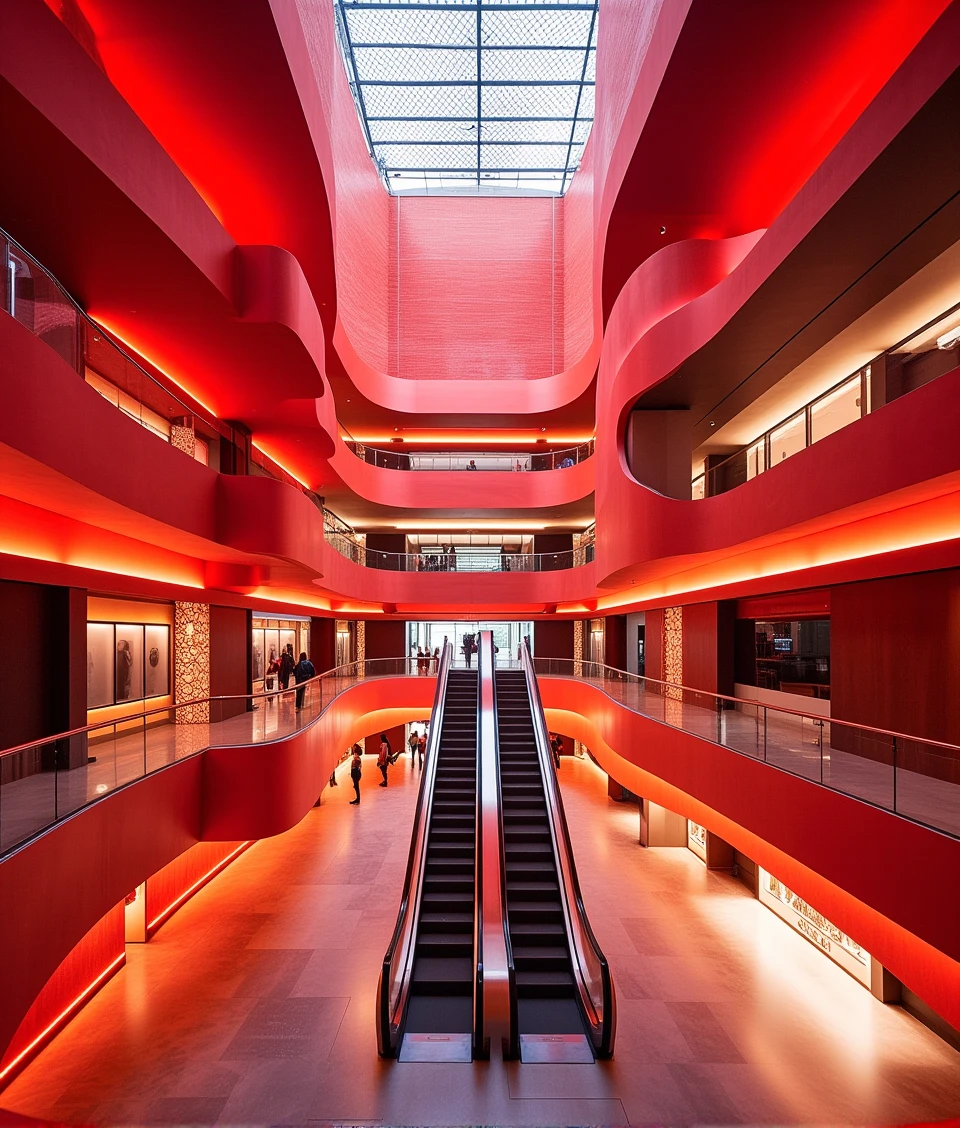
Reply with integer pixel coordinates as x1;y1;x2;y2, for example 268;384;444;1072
378;637;614;1063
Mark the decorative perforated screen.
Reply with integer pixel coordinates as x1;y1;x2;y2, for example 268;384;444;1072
332;0;598;195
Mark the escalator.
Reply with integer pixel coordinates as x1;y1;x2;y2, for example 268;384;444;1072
496;657;616;1061
378;644;483;1060
403;668;478;1043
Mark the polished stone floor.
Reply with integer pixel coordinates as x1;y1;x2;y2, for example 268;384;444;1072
3;754;960;1126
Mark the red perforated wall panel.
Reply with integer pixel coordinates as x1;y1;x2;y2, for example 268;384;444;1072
393;196;561;381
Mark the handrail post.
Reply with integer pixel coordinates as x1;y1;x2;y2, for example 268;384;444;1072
892;736;898;813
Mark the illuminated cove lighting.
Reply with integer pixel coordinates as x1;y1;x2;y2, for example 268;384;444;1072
333;0;599;196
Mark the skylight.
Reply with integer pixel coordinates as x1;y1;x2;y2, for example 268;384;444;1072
332;0;598;196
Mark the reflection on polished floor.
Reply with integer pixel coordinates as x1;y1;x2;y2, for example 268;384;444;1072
3;753;960;1126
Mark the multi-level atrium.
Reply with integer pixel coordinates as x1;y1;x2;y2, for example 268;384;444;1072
1;1;960;1125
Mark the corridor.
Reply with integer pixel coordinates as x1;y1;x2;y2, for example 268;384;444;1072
3;751;960;1126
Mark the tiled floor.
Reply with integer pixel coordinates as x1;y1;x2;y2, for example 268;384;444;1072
3;754;960;1126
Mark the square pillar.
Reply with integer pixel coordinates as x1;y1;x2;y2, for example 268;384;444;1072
639;799;688;847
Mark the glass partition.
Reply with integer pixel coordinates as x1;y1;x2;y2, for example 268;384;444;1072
0;657;420;858
529;658;960;841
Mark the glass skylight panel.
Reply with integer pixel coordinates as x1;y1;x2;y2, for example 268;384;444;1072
333;0;599;195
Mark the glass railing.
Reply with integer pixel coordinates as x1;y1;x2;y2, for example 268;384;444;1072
692;367;870;499
520;642;615;1058
531;658;960;841
0;657;423;858
1;227;324;503
342;438;595;472
377;642;454;1057
323;531;595;573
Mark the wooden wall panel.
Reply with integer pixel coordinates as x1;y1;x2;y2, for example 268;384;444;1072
533;619;574;660
210;605;250;720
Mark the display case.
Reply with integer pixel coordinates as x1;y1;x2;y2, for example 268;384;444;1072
87;621;171;708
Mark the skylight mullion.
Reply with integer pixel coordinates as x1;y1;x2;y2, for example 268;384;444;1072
560;0;597;193
355;78;595;85
335;0;598;195
476;0;482;185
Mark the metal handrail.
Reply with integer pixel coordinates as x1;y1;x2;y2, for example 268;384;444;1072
521;640;616;1058
376;641;454;1057
530;658;960;752
323;535;595;574
340;435;596;472
0;658;415;761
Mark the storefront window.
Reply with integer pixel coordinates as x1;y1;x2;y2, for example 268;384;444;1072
754;619;830;699
87;621;171;708
251;616;309;691
768;412;806;467
809;375;862;444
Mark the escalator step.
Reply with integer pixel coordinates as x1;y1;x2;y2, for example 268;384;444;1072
517;997;585;1036
513;946;571;967
515;968;576;994
420;911;473;926
404;994;473;1035
507;882;560;899
412;957;474;989
508;901;564;920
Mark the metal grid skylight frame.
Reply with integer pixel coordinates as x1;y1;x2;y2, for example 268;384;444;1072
333;0;599;196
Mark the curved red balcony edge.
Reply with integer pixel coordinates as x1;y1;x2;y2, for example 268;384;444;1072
539;677;960;1033
0;676;437;1081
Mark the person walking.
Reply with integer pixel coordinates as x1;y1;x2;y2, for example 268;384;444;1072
293;651;315;710
417;730;426;770
377;732;392;786
279;644;295;693
349;743;362;805
431;646;440;674
408;728;419;759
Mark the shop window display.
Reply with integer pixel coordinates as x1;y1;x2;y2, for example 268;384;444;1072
87;622;171;708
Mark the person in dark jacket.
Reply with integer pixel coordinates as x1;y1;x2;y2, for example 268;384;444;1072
294;652;315;710
279;645;295;691
349;744;362;805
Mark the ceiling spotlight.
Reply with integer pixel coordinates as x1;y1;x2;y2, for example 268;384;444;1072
709;420;716;427
660;226;666;235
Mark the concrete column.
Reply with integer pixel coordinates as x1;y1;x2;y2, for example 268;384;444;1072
705;830;736;871
639;799;688;847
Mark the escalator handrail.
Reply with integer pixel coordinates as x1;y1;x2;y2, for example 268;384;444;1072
520;638;617;1057
485;639;519;1059
376;639;454;1057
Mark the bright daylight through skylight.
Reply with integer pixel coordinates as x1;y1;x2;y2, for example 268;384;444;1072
333;0;598;196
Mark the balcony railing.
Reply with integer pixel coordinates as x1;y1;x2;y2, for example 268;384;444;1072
322;526;595;572
342;438;595;472
533;659;960;841
0;657;421;858
693;366;870;499
1;227;321;503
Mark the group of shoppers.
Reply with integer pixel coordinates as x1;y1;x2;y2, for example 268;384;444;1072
415;647;440;675
265;644;316;709
348;727;427;805
415;547;457;571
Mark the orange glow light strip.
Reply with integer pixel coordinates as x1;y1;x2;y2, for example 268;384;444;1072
0;952;126;1083
251;442;312;490
147;842;252;931
90;317;220;418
